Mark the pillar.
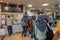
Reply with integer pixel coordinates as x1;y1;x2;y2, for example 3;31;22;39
0;3;1;28
0;3;1;40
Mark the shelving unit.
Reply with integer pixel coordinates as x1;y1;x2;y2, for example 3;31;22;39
1;3;23;13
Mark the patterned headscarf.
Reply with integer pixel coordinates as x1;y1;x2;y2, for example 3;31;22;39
36;14;47;32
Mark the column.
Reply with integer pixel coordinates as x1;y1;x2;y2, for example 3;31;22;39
0;3;1;40
0;3;1;28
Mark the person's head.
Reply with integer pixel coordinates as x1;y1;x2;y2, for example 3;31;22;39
23;12;28;18
8;16;10;18
37;11;41;14
40;10;44;15
37;11;43;14
25;12;27;15
41;12;44;15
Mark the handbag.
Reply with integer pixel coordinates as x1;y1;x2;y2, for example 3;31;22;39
46;23;54;40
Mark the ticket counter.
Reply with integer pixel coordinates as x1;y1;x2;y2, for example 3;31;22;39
1;13;23;35
3;25;23;35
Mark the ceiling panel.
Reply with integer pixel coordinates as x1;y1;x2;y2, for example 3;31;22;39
0;0;60;10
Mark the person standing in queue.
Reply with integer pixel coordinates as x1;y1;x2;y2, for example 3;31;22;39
21;12;28;37
35;12;47;40
6;16;13;36
28;19;34;38
49;14;54;27
31;16;36;38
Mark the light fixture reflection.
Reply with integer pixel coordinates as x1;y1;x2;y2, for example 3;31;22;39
42;3;49;6
28;4;32;7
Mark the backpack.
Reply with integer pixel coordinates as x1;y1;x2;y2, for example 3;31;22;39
46;23;54;40
29;25;34;31
28;19;33;25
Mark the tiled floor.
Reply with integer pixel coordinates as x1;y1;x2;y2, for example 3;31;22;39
3;27;56;40
4;33;23;40
4;33;34;40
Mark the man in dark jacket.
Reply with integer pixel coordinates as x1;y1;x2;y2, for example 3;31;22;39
21;12;29;37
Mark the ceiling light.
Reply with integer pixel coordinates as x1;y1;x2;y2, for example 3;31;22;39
28;4;32;7
42;3;49;6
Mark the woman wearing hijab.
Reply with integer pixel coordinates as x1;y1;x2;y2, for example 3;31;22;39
21;12;29;37
35;12;47;40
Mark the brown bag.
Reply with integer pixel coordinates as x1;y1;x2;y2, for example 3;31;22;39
53;31;60;40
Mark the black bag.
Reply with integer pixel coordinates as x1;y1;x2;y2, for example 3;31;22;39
46;23;54;40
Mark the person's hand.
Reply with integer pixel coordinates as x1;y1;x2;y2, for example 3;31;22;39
58;38;60;40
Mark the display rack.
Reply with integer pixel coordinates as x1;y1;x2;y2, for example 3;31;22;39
1;3;23;13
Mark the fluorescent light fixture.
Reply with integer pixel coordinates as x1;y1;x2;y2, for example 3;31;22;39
28;4;32;7
42;3;49;6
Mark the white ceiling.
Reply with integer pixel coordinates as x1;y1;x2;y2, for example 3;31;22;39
0;0;60;10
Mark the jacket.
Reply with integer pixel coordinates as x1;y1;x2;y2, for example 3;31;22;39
21;20;26;26
22;16;28;26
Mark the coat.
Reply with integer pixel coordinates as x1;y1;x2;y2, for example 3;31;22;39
22;15;29;26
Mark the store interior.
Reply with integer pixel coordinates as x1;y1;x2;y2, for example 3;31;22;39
0;0;60;40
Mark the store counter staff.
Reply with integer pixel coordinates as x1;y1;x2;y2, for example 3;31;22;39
53;20;60;40
6;16;12;36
